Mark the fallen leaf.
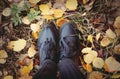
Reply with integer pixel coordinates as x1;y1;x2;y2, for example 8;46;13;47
29;0;40;4
2;8;11;17
8;39;26;52
0;59;6;64
84;53;95;64
53;9;64;18
66;0;78;10
53;0;66;11
42;15;54;20
96;33;101;41
13;39;26;52
86;64;92;72
22;16;30;25
39;4;53;15
30;23;40;33
19;61;33;76
0;50;8;59
83;0;88;4
114;44;120;55
32;31;39;39
27;44;37;58
92;57;104;69
89;71;103;79
81;47;92;54
100;37;112;47
3;75;13;79
87;35;93;43
114;16;120;29
106;28;116;39
105;56;120;72
56;18;69;27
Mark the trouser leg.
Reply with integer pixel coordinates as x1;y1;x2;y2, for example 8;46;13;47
33;59;57;79
58;58;85;79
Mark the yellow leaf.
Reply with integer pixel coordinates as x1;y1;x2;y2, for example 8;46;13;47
96;33;101;41
106;28;116;39
87;35;93;43
0;50;8;59
18;75;32;79
92;57;104;69
3;75;13;79
19;61;33;76
39;4;52;15
7;41;15;49
42;15;54;20
29;0;40;4
13;39;26;52
66;0;78;10
105;56;120;72
2;8;11;17
100;37;112;47
89;71;103;79
86;64;92;72
27;44;37;58
30;23;40;33
84;53;95;64
53;9;64;18
81;47;92;54
32;31;39;39
0;59;6;64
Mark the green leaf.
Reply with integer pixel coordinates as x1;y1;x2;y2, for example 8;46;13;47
11;4;21;14
27;11;40;22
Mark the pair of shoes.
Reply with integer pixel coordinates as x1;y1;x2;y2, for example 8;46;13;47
38;22;79;64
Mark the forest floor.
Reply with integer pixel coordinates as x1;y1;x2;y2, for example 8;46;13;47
0;0;120;79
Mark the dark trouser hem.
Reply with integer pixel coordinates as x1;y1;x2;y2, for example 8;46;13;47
58;58;85;79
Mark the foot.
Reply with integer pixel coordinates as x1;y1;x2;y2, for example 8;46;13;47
38;23;58;64
59;22;79;59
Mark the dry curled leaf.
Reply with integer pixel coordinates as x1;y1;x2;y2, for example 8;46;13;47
66;0;78;10
105;56;120;72
92;57;104;69
2;8;11;17
89;71;103;79
106;28;116;39
3;75;13;79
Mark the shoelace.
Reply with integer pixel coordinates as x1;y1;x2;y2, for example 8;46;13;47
59;34;78;59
